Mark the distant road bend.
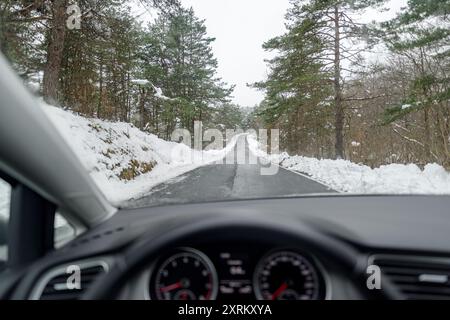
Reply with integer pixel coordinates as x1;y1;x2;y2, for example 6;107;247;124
129;136;336;207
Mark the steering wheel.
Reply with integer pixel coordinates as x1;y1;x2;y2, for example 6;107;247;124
84;215;401;300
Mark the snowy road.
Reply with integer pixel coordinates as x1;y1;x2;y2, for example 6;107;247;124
126;136;336;207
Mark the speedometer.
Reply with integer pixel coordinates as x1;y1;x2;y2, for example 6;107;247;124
253;251;326;300
151;248;218;300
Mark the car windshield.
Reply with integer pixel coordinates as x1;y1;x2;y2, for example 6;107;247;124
0;0;449;209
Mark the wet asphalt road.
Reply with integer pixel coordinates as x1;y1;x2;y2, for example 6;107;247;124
128;136;336;207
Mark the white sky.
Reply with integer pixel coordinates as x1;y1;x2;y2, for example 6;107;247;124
180;0;291;107
134;0;408;107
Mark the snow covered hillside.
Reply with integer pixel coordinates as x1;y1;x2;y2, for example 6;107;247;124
248;135;450;195
43;104;239;205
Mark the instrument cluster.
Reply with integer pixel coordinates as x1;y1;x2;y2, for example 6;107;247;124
148;246;328;300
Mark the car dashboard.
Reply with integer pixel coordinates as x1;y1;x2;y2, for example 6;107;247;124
5;195;450;300
127;244;329;300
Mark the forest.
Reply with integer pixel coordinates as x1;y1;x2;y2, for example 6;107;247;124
0;0;449;168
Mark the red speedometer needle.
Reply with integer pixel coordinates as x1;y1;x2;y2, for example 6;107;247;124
271;283;288;300
160;282;183;293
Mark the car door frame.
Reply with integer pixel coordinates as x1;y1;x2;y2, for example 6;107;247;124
0;170;56;299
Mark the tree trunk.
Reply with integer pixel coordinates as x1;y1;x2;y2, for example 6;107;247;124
97;58;103;118
424;108;432;159
418;49;433;161
43;0;67;105
334;5;344;159
139;88;146;130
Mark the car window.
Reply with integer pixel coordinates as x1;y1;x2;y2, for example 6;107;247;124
0;178;11;269
0;176;75;266
54;214;76;248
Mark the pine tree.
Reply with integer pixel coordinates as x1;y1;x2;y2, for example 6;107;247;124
1;0;182;106
255;0;384;158
140;6;233;134
380;0;450;164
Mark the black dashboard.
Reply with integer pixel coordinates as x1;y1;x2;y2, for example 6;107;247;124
5;195;450;300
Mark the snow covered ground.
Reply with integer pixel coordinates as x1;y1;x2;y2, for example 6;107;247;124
248;135;450;195
42;104;240;206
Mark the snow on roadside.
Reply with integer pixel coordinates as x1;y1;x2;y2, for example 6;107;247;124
42;104;240;206
248;135;450;195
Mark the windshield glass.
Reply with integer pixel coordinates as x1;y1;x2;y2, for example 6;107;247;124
1;0;449;208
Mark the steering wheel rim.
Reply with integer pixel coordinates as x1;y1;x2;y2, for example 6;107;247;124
84;216;401;300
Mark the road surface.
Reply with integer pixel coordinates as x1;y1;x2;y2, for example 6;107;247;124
127;136;335;207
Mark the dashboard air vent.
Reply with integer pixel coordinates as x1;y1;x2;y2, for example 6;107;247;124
31;260;109;300
371;255;450;300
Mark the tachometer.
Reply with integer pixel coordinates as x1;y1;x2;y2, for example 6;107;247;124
253;251;325;300
151;248;218;300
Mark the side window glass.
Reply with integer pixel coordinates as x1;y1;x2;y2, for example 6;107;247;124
0;178;11;270
54;213;76;248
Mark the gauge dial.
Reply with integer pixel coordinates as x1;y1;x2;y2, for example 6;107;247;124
253;251;324;300
152;248;218;300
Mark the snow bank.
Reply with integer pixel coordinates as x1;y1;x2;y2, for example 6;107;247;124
248;135;450;195
42;104;239;206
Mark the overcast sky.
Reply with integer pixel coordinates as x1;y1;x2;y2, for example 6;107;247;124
134;0;407;108
179;0;291;107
